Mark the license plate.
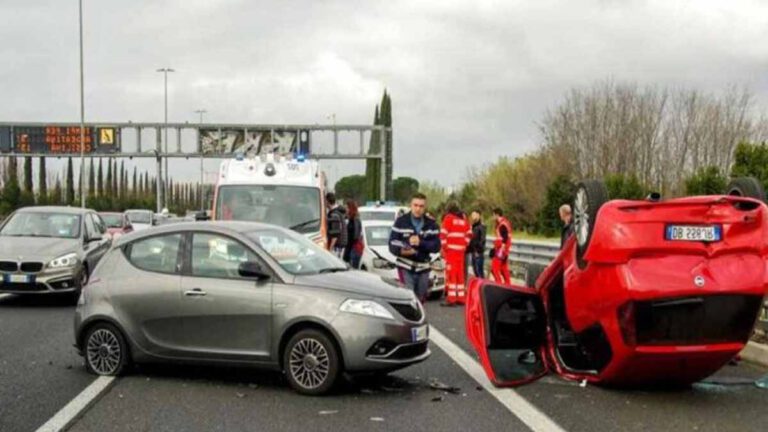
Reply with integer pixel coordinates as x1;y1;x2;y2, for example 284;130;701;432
6;274;30;283
411;325;429;343
665;225;722;242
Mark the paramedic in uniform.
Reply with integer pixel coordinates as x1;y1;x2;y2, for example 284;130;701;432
440;202;472;305
491;208;512;285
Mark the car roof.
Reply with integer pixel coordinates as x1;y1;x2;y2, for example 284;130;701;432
361;220;395;228
125;209;152;213
113;221;283;246
359;206;403;211
16;206;93;215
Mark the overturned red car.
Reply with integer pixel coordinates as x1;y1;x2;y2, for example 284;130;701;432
466;177;768;387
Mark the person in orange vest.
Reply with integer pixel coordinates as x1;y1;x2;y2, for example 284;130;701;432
491;208;512;285
440;202;473;305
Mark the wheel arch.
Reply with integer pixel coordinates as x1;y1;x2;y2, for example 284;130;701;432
76;315;132;357
276;319;346;371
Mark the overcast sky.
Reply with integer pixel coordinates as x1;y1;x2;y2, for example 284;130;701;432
1;0;768;189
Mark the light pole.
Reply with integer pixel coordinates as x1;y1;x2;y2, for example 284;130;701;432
78;0;86;208
194;109;207;212
156;67;175;210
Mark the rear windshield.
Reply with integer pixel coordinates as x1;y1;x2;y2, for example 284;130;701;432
101;214;123;228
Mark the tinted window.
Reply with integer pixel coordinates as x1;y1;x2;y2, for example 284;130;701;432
126;234;182;274
0;212;81;239
191;233;260;278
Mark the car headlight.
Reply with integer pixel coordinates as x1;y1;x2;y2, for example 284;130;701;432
339;299;395;320
373;258;395;269
48;253;79;269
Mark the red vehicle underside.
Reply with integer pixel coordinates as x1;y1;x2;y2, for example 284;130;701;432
466;195;768;387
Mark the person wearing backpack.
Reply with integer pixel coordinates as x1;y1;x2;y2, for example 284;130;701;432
343;200;364;269
325;193;348;257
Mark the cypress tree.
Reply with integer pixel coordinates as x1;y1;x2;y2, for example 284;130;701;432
23;157;33;193
144;172;150;198
119;160;125;200
97;158;104;197
1;157;22;214
365;103;381;200
132;167;138;199
105;159;112;197
88;158;95;199
65;157;75;205
52;176;62;205
38;157;48;205
111;160;118;197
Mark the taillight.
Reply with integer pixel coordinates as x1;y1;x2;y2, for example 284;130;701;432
617;301;636;346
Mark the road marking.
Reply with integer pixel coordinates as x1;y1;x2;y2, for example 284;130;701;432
35;376;116;432
429;326;566;432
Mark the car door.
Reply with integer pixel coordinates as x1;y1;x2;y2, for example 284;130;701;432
87;213;110;265
465;278;549;386
177;231;273;360
113;232;186;357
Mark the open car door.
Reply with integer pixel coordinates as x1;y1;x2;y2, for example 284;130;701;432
465;278;549;386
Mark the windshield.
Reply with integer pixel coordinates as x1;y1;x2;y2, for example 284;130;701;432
246;228;345;275
0;212;81;239
365;225;392;247
216;185;321;234
101;214;123;228
360;210;397;221
126;211;151;224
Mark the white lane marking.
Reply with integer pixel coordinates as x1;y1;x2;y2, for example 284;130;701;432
35;376;116;432
429;326;566;432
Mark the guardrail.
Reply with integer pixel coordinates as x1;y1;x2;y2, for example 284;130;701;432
486;236;768;332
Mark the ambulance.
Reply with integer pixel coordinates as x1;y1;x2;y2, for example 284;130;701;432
212;153;327;247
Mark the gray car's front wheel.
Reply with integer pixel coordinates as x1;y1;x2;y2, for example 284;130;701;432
84;323;130;376
284;329;340;395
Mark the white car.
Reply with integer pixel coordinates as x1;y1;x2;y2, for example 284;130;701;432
358;205;409;222
124;209;155;231
359;220;445;298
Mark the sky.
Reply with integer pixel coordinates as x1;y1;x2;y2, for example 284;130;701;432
1;0;768;190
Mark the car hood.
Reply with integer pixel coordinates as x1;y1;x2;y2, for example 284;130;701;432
0;237;80;261
293;270;415;301
368;245;396;262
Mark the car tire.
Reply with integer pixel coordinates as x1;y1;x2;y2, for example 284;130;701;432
725;177;766;202
283;329;341;395
525;263;546;289
84;323;130;376
573;180;609;270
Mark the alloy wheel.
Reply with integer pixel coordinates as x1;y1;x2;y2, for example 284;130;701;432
288;338;330;390
86;328;122;375
574;188;589;247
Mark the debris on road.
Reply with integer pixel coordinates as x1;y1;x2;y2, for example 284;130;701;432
431;396;444;402
370;417;385;422
318;410;339;415
236;392;246;398
579;379;587;388
428;378;461;394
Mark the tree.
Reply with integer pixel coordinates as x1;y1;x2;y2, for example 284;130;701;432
334;175;367;203
38;157;48;205
88;158;95;200
536;175;575;237
392;177;419;204
1;157;21;214
604;173;646;200
52;177;62;205
20;157;35;206
685;166;727;196
418;180;448;214
65;157;75;205
97;159;104;197
132;167;138;199
364;104;382;201
731;141;768;191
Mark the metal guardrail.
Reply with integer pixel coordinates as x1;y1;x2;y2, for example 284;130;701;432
487;236;768;331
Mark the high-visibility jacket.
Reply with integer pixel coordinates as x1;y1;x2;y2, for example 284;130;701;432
494;216;512;257
440;213;472;254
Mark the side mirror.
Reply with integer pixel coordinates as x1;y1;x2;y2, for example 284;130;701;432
238;261;271;281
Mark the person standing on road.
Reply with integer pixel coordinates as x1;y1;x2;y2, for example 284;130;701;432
491;208;512;285
559;204;573;249
468;210;487;279
343;200;363;269
440;202;472;305
325;193;347;257
389;193;441;303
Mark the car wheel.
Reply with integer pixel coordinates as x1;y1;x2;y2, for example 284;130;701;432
573;180;609;269
725;177;766;202
284;329;341;395
525;263;546;288
84;323;130;376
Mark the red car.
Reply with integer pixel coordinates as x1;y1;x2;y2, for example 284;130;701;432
99;212;133;241
466;177;768;387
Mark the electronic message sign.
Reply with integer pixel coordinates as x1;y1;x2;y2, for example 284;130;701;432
0;125;119;154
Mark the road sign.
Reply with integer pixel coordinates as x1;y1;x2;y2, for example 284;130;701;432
0;125;119;154
199;128;310;155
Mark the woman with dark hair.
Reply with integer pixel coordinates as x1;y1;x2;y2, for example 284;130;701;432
343;200;363;268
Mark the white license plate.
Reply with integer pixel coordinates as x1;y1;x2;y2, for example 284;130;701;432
666;225;722;242
8;274;30;283
411;325;429;343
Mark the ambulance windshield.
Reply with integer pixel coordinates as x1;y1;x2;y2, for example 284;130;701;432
216;185;321;234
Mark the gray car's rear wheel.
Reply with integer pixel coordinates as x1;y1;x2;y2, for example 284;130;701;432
84;323;130;376
284;329;340;395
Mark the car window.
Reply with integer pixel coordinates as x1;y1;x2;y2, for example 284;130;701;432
126;234;182;274
92;214;107;234
365;225;391;247
84;214;97;239
0;212;81;238
191;233;261;279
246;228;345;275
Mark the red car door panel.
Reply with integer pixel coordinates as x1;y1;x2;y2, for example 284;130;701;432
466;278;549;386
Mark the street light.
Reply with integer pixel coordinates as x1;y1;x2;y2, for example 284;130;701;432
156;67;175;210
194;109;207;212
78;0;86;208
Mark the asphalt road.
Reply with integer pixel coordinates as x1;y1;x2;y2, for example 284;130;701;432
1;293;767;432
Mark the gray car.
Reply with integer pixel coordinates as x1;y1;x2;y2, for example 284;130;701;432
74;222;430;395
0;206;111;295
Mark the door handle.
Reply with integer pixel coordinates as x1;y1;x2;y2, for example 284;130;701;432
184;288;207;297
